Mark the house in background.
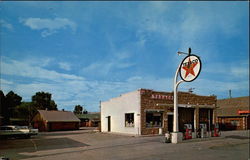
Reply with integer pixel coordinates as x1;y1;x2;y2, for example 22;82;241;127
76;113;100;127
32;110;80;131
101;89;217;136
216;96;250;130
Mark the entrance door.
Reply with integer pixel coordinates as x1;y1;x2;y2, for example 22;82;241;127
168;115;173;132
107;116;111;132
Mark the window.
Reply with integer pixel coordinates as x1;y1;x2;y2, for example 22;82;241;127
231;120;239;126
146;112;163;128
125;113;134;127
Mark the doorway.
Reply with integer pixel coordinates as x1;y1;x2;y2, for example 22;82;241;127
107;116;111;132
168;115;173;132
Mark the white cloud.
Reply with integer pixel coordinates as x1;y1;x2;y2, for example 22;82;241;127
1;57;84;82
1;70;248;112
82;50;135;76
20;17;77;37
231;67;249;78
0;79;13;85
0;19;13;30
203;60;249;80
127;76;142;82
58;62;71;71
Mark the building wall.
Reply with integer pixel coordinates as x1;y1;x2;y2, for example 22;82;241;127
80;120;99;127
140;89;216;135
101;90;141;135
217;116;249;130
140;89;173;135
48;122;79;131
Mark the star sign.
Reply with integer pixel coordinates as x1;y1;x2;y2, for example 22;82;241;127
182;57;198;78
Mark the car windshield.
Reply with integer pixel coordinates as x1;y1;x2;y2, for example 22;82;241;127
16;126;29;129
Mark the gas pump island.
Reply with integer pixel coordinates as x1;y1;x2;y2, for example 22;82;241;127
171;48;202;143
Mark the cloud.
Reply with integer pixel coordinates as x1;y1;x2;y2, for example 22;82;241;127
0;79;13;85
230;66;249;78
58;62;71;71
1;69;248;112
179;78;249;98
20;17;77;37
0;19;13;30
1;57;84;82
203;60;249;80
82;50;135;77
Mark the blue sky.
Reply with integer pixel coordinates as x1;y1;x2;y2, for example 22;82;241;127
0;2;249;112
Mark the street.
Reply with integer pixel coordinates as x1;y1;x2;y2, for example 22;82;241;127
0;129;249;160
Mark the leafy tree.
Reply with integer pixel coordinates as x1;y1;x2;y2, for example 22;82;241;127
2;91;22;124
0;90;5;117
14;102;37;121
32;92;57;110
49;100;57;110
83;109;88;114
73;105;83;114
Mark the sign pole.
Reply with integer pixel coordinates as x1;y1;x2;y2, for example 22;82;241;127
172;48;202;143
172;60;184;143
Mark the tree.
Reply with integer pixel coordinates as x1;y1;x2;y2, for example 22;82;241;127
32;92;57;110
83;109;88;114
0;90;5;116
14;102;37;122
2;91;22;124
73;105;83;114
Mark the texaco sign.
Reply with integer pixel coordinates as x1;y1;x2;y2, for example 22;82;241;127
179;54;202;82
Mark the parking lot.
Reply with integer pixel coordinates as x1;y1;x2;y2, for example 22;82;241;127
0;128;249;160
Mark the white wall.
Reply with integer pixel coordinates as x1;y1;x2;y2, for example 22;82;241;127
101;90;141;135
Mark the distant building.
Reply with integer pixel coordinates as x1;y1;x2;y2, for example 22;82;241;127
216;96;250;130
76;113;100;127
32;110;80;131
101;89;217;135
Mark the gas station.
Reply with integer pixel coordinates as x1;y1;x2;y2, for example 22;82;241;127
101;48;220;142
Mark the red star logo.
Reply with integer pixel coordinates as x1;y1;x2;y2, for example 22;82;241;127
182;57;198;78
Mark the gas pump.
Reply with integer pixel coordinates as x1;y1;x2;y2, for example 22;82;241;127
184;124;192;140
199;123;207;138
212;123;220;137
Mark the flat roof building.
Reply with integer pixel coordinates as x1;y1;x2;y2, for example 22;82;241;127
216;96;250;130
101;89;217;136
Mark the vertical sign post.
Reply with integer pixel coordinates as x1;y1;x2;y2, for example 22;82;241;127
172;48;202;143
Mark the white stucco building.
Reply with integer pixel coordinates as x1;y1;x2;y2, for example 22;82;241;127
101;90;141;135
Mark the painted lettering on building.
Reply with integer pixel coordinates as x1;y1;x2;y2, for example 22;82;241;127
151;94;173;100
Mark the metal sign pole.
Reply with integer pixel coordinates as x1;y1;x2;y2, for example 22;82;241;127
172;62;184;143
173;63;183;132
172;48;199;144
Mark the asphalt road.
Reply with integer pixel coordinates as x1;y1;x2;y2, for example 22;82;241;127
0;129;249;160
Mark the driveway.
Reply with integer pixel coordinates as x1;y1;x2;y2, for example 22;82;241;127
0;129;249;160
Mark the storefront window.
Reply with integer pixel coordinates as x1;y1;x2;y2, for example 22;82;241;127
125;113;134;127
230;120;239;126
146;112;163;128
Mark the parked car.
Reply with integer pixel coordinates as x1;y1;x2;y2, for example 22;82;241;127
0;125;38;139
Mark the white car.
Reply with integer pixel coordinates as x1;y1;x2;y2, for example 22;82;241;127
0;125;38;139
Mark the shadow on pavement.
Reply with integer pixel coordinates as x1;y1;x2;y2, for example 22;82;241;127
0;137;89;160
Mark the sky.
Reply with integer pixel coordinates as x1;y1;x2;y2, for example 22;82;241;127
0;2;249;112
